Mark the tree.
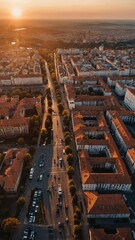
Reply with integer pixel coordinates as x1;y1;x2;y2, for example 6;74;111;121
64;125;69;132
63;115;70;125
48;100;52;107
17;137;25;146
73;224;82;240
65;146;72;155
58;103;64;114
69;185;76;196
69;179;75;186
64;131;71;138
16;197;26;208
29;146;35;156
1;217;20;233
67;154;74;165
72;194;78;207
57;97;61;104
48;107;52;114
45;119;51;130
67;166;74;179
62;110;69;116
75;207;81;220
65;135;71;145
24;153;32;165
41;128;48;138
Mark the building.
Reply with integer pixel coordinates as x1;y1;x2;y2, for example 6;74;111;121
124;88;135;111
126;149;135;175
0;149;28;193
90;228;132;240
85;192;130;219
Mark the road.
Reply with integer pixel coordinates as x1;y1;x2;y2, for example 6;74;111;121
13;61;74;240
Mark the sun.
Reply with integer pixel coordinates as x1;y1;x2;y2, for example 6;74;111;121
12;8;22;18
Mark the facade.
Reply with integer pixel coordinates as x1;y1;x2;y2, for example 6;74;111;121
124;88;135;111
126;149;135;175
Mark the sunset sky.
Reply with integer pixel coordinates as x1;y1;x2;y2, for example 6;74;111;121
0;0;135;19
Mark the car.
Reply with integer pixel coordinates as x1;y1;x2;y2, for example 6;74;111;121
37;174;43;181
30;168;34;173
58;187;62;196
23;229;29;235
29;174;33;180
32;216;36;223
34;205;39;213
34;191;38;198
22;236;28;240
29;216;33;223
29;231;36;240
59;201;62;207
39;174;43;181
32;201;36;207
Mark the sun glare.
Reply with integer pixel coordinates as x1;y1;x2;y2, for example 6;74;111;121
12;8;22;18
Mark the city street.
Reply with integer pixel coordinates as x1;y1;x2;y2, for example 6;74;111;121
13;61;74;240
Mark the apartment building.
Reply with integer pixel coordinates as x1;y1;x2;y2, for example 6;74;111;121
0;149;28;193
0;118;29;138
85;192;130;219
124;88;135;111
90;228;132;240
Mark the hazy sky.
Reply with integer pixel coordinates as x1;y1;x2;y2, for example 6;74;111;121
0;0;135;19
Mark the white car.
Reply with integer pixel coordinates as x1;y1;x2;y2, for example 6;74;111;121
39;174;43;181
58;186;62;196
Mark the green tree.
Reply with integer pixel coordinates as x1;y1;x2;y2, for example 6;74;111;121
41;128;48;138
48;107;52;114
67;166;74;179
65;135;71;145
1;217;20;233
69;185;76;196
24;153;32;164
73;224;82;240
69;179;75;186
62;110;69;116
45;119;51;130
64;131;71;138
65;146;72;155
57;97;61;104
75;207;81;220
17;137;25;146
58;103;64;114
67;154;74;165
72;194;78;207
16;197;26;208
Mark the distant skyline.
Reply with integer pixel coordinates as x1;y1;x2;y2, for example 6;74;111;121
0;0;135;20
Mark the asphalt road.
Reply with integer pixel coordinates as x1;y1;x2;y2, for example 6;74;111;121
13;61;74;240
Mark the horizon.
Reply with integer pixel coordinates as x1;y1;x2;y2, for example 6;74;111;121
0;0;135;20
